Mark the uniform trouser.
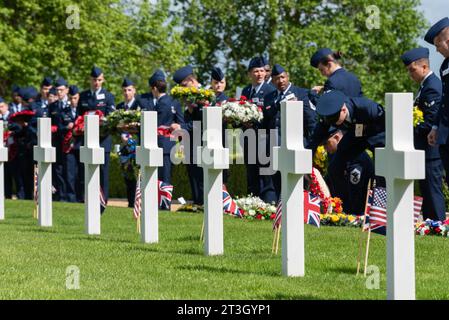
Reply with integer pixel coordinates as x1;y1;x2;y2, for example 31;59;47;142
100;152;110;201
419;158;446;221
158;154;172;184
125;177;136;208
439;144;449;188
53;145;66;201
77;160;84;202
4;161;12;199
12;154;33;200
186;163;203;205
64;151;79;203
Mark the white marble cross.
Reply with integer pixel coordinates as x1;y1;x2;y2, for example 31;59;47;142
0;121;8;220
80;115;104;235
198;107;229;255
375;93;425;300
33;118;56;227
136;111;163;244
273;101;312;277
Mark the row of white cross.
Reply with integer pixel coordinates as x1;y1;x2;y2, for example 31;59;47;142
0;93;424;300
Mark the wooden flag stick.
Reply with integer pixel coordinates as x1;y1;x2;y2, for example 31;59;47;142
275;225;282;255
137;217;141;234
357;179;372;276
271;228;277;254
363;228;372;277
200;218;205;243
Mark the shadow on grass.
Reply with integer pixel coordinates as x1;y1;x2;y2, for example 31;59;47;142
328;266;357;275
258;292;319;300
177;264;279;277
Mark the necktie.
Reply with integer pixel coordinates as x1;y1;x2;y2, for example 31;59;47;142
250;88;256;99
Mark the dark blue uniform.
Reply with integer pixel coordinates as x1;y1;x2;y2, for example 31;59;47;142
182;99;204;205
437;58;449;165
263;84;317;202
241;81;276;201
47;99;70;201
412;72;446;221
79;88;115;201
150;94;184;183
139;92;156;111
308;95;385;187
215;92;228;104
310;68;363;105
116;98;145;207
57;106;82;202
326;150;374;215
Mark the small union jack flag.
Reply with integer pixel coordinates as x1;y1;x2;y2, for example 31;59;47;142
222;186;242;217
158;180;173;210
272;191;321;230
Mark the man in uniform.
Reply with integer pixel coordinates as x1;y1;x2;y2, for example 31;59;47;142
426;18;449;213
307;90;385;188
323;128;374;215
264;64;317;201
148;70;184;184
34;77;53;111
0;98;12;198
241;56;276;201
401;47;446;221
9;85;22;114
173;65;204;205
79;67;115;205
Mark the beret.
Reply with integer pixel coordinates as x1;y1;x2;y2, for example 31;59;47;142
211;67;225;81
401;48;429;66
424;17;449;44
310;48;333;68
316;90;347;117
271;64;286;76
149;69;166;86
173;66;193;84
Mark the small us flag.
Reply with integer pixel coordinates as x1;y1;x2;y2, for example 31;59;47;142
133;174;141;220
100;187;107;214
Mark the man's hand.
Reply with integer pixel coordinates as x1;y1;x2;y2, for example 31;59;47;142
67;122;74;130
312;85;324;93
428;128;438;146
170;123;181;131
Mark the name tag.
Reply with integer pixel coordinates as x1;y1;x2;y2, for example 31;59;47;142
285;93;296;101
355;124;364;137
97;93;105;100
443;67;449;77
171;106;176;114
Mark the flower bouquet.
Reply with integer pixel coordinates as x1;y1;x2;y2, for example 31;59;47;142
313;146;329;176
170;86;215;106
235;195;276;221
221;96;263;128
416;219;449;237
413;106;424;127
106;109;141;136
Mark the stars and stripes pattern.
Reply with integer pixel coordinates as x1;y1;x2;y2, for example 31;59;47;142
100;187;107;213
366;187;424;235
33;165;38;205
223;186;242;217
272;191;321;230
158;181;173;210
133;174;142;220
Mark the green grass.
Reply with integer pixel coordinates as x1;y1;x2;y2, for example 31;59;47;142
0;200;448;300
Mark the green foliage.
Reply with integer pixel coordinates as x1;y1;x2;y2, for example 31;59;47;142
0;0;192;98
175;0;427;102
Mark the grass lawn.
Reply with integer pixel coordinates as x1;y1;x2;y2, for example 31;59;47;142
0;199;447;300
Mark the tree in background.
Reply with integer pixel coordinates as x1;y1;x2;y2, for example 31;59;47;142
0;0;191;97
175;0;427;101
